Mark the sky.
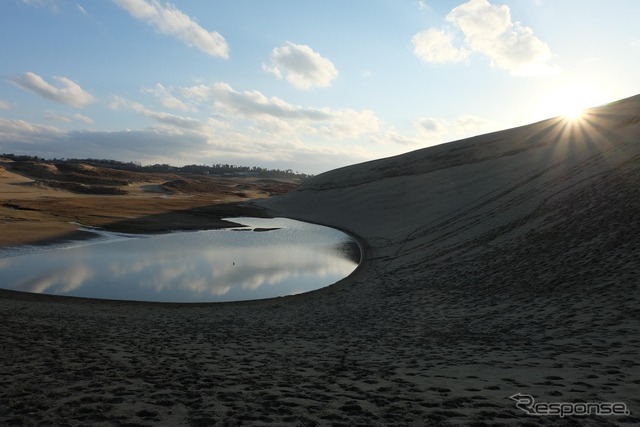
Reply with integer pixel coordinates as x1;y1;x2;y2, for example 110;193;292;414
1;0;639;174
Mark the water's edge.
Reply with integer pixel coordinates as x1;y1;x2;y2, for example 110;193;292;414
0;217;363;303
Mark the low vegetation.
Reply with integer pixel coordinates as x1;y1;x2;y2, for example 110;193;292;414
1;154;311;180
1;153;305;196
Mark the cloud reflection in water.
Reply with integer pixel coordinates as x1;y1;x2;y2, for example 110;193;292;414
17;265;93;294
0;218;358;302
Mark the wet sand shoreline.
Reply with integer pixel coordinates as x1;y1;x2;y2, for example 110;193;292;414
0;212;366;304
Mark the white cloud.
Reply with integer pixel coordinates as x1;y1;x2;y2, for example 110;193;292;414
263;42;338;89
44;111;95;125
448;0;555;75
0;80;387;174
207;83;333;121
187;82;379;139
2;99;489;174
109;96;204;131
116;82;380;142
143;83;195;112
412;0;556;76
412;28;469;63
0;116;374;174
73;113;95;125
113;0;229;58
179;82;380;139
10;72;94;108
0;117;64;143
0;100;11;110
0;117;208;163
179;84;213;103
76;3;88;15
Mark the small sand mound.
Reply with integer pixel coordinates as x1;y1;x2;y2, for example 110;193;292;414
161;179;228;194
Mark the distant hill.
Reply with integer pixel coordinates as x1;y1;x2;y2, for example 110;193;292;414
1;155;302;196
0;154;311;180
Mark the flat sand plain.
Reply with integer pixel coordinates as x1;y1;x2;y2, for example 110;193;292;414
1;96;640;425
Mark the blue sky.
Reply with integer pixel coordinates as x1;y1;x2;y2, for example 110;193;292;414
1;0;639;174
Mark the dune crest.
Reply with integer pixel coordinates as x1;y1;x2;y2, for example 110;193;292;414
261;95;640;242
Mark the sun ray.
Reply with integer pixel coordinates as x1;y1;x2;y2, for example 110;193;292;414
537;83;611;123
518;100;619;192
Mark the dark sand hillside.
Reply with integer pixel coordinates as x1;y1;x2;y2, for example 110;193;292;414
1;95;639;425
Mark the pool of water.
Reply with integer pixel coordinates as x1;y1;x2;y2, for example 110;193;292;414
0;217;360;302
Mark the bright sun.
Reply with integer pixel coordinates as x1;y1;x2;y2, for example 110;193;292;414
539;83;611;122
564;103;586;121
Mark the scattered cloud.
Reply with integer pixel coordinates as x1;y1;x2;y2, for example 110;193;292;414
417;1;430;11
76;3;88;15
412;28;469;63
112;0;229;58
10;72;95;108
181;82;379;139
412;0;556;76
448;0;556;75
143;83;195;112
0;100;11;110
263;42;338;89
109;96;204;131
44;111;95;125
0;117;64;143
0;81;387;173
205;82;334;121
0;117;205;163
2;61;492;174
178;81;356;131
0;115;373;174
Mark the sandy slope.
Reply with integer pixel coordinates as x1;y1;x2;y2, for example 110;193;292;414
1;96;639;425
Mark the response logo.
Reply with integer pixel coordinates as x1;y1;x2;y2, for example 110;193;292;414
509;393;630;418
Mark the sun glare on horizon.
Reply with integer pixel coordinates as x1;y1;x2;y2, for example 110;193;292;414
563;104;587;121
538;83;611;122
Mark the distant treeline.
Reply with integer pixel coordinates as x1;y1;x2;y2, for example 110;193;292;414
1;153;311;180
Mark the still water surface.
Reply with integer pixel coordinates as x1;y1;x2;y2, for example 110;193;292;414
0;218;359;302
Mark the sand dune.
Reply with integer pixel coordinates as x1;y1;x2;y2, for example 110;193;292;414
1;96;639;425
0;159;295;246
